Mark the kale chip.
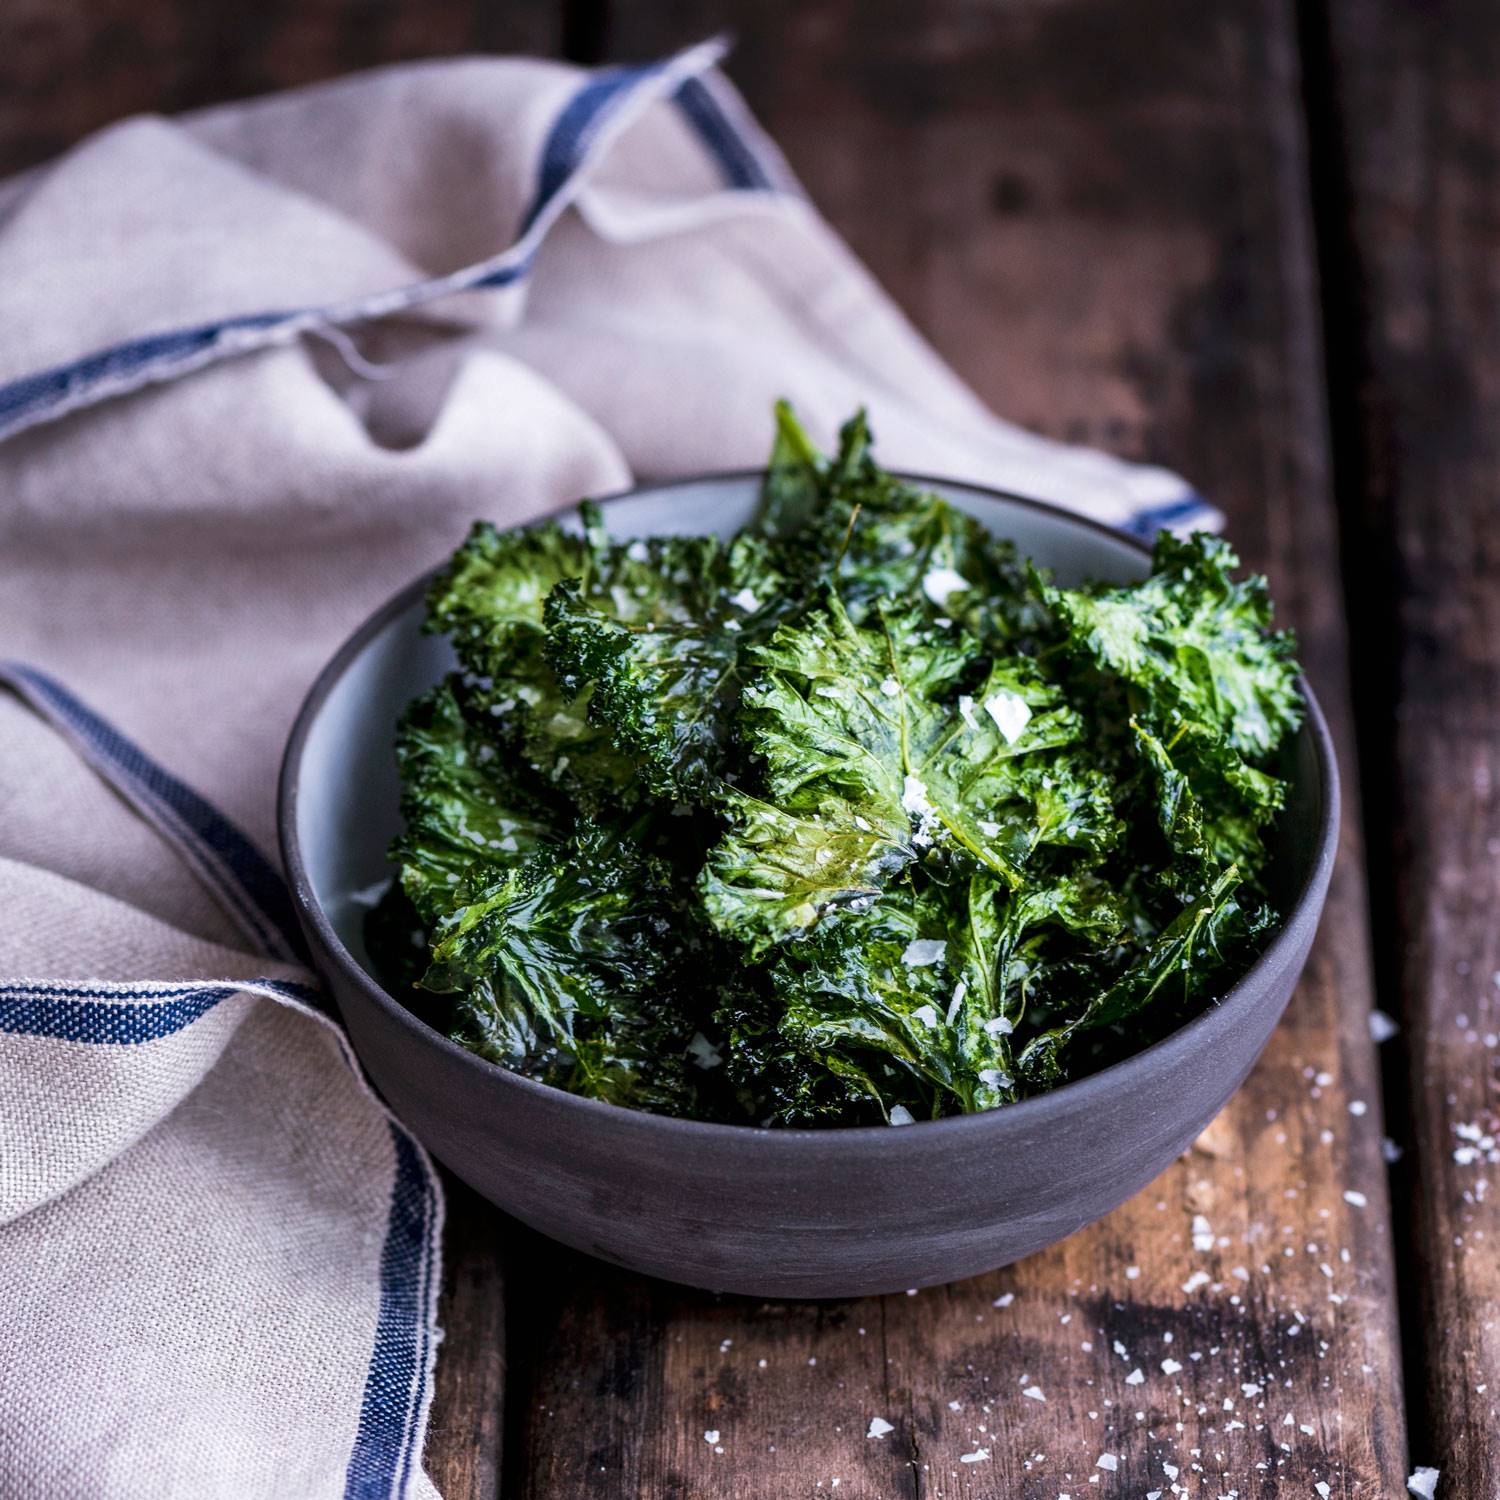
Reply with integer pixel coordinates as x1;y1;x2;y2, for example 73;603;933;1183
368;401;1302;1126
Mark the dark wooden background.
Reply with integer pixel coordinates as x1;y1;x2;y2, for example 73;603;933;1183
6;2;1495;1496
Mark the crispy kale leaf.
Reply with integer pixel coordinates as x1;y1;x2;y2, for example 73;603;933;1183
427;513;638;811
421;825;701;1113
701;589;1118;952
389;681;554;924
1045;531;1300;758
1015;864;1255;1085
1045;530;1300;898
756;402;1050;642
544;531;789;798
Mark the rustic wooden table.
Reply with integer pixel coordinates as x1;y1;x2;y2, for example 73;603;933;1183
9;1;1496;1495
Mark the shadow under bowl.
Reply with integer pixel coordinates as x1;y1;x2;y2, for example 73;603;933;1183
278;472;1338;1299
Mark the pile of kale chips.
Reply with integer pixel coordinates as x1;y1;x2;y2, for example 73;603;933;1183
369;404;1302;1126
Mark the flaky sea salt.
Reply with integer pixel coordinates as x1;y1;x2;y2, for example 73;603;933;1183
1406;1467;1440;1498
867;1417;894;1439
902;938;946;968
687;1032;723;1070
901;774;939;845
1021;1385;1046;1402
1369;1010;1399;1043
1096;1453;1119;1472
923;566;971;607
984;691;1032;744
959;1448;990;1464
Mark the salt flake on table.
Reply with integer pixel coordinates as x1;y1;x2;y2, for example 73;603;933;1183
1125;1368;1144;1385
1021;1385;1046;1402
1368;1009;1399;1042
867;1417;894;1439
1406;1467;1440;1498
1096;1453;1119;1472
959;1447;991;1464
703;1430;720;1444
1182;1270;1211;1293
1343;1189;1368;1208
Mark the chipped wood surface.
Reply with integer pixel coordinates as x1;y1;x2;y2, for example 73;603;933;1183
1319;1;1500;1491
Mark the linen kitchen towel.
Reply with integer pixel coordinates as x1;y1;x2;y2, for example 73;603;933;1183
0;40;1217;1499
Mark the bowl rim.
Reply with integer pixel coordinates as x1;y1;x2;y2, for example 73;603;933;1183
278;468;1340;1145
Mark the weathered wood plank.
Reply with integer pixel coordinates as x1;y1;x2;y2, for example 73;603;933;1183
501;0;1408;1494
425;1179;508;1500
0;0;560;177
1316;2;1500;1490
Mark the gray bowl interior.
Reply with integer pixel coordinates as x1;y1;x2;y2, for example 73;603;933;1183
297;476;1155;963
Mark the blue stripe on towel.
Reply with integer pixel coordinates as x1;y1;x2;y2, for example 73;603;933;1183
344;1124;441;1500
0;312;288;428
0;977;322;1044
0;982;232;1043
0;662;306;963
519;60;668;236
1119;493;1217;539
673;74;775;190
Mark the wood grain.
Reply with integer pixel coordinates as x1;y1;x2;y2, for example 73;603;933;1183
1316;0;1500;1489
498;1;1409;1494
425;1179;509;1499
0;0;560;178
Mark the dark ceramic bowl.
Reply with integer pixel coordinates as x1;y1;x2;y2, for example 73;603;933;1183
279;473;1338;1299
